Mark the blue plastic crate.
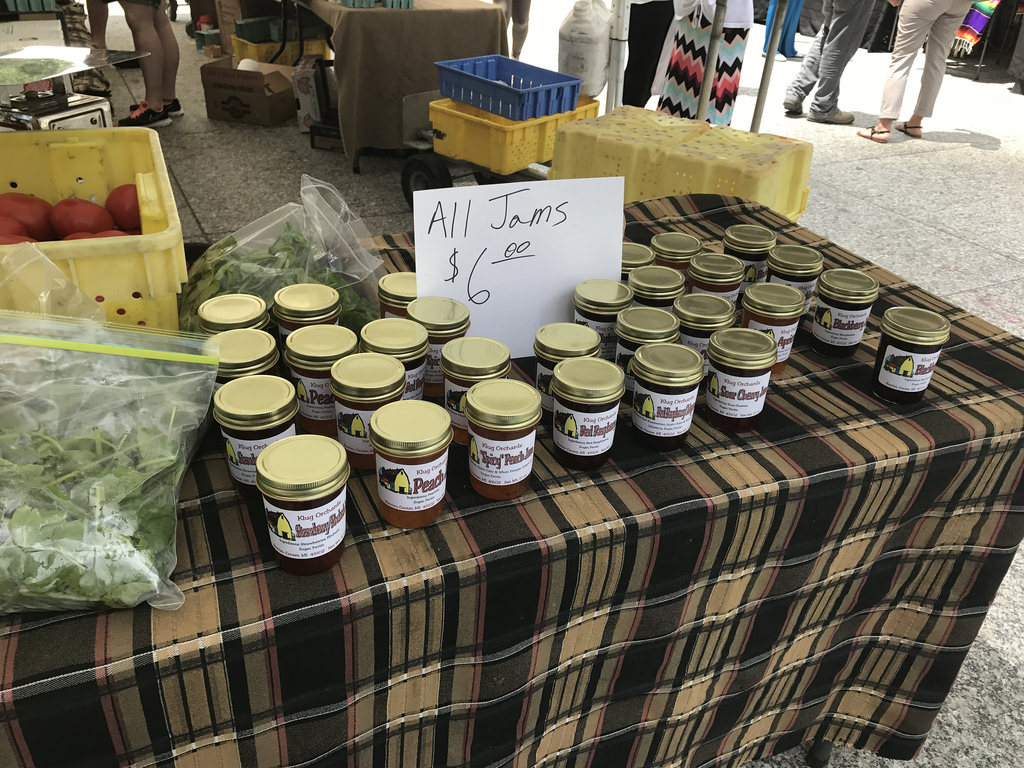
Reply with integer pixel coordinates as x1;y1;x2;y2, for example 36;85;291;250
435;55;582;121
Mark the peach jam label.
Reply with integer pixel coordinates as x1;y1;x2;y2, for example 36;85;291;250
574;311;616;360
812;300;872;347
679;332;712;375
222;424;297;486
535;360;555;411
691;284;740;304
705;363;771;419
738;257;768;293
264;493;346;560
615;342;637;392
443;377;470;431
746;318;800;363
376;450;449;512
467;428;536;486
552;402;618;456
632;383;698;437
877;345;941;393
292;372;335;422
768;274;817;313
402;360;425;400
426;342;445;385
335;403;375;455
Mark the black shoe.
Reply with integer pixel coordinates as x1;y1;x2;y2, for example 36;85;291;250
118;102;172;127
130;98;182;115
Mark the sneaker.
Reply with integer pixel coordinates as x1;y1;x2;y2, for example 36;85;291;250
783;96;803;116
131;98;182;116
118;101;172;128
807;108;855;125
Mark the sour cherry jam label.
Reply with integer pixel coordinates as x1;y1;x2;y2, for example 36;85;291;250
632;383;698;437
705;364;770;419
223;424;297;486
552;403;618;456
264;494;346;560
812;300;872;347
876;345;941;393
376;451;449;511
468;429;536;486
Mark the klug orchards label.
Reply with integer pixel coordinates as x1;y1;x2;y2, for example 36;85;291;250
691;284;740;304
264;493;346;560
222;424;297;486
292;372;335;422
552;403;618;456
574;312;616;360
402;360;426;400
426;342;445;384
705;363;771;419
376;450;449;511
443;376;471;431
632;383;698;437
767;274;817;313
615;342;637;392
679;332;712;375
812;299;872;347
745;318;799;363
335;403;375;455
535;360;555;411
738;258;768;293
876;345;941;393
468;429;536;485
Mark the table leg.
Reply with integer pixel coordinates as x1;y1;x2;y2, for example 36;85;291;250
806;738;832;768
268;0;290;63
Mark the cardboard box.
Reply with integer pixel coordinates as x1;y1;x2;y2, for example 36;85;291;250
200;57;296;126
204;44;223;59
214;0;278;56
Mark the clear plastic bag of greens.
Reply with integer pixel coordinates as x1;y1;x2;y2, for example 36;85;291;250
0;243;107;322
0;311;218;613
178;174;385;333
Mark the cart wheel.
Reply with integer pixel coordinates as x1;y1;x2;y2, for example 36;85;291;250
185;20;196;37
401;153;452;208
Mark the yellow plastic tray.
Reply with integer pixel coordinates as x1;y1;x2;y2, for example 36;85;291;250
0;128;186;329
429;97;600;176
231;36;331;64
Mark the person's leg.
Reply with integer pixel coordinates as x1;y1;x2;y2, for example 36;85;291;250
807;0;873;117
153;0;179;103
878;0;943;120
708;26;749;125
510;0;531;60
785;11;828;108
658;13;711;119
910;0;972;122
764;0;780;54
779;0;806;58
623;0;675;107
121;1;164;106
86;0;108;49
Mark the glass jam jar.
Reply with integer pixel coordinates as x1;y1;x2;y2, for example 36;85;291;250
197;293;271;334
628;265;685;309
284;324;359;436
686;252;745;304
615;306;680;398
359;318;429;400
672;293;735;376
621;242;654;281
650;232;702;273
723;224;776;297
440;336;511;446
370;400;453;529
766;244;823;314
211;328;280;391
573;279;635;360
272;283;341;342
256;435;350;575
465;379;542;500
533;322;602;413
811;269;879;358
331;352;406;471
377;272;417;318
406;296;471;400
629;342;704;450
705;328;778;432
550;357;625;470
740;282;805;375
872;307;950;405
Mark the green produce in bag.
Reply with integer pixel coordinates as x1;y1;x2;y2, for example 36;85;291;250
0;311;218;612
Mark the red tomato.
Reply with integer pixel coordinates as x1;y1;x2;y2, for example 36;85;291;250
63;232;99;240
105;184;140;230
0;193;53;240
0;216;28;236
93;230;124;237
50;198;115;238
0;233;38;244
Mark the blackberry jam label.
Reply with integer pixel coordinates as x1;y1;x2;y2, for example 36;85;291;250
876;345;941;393
812;300;872;348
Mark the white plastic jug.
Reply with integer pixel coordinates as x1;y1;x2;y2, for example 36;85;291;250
558;0;611;99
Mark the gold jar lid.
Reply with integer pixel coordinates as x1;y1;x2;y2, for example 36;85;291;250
574;279;634;315
767;244;823;277
816;269;879;304
377;272;418;307
272;283;341;323
880;307;950;346
628;265;685;299
707;328;778;370
650;232;702;264
621;242;655;275
687;252;745;285
551;357;626;404
370;400;452;458
406;296;471;335
534;322;601;362
723;224;777;254
359;318;429;360
465;379;542;431
256;434;350;501
213;328;279;376
673;293;736;331
615;306;680;343
630;342;705;389
285;324;358;371
741;283;805;319
440;336;511;380
213;374;298;431
330;352;407;402
197;294;269;333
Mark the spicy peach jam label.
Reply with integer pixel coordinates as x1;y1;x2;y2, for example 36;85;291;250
223;424;297;486
264;493;346;560
376;450;449;511
705;364;771;419
552;402;618;456
468;428;536;486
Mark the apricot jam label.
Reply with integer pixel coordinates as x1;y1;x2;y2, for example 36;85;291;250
402;360;426;400
222;424;297;486
468;429;536;486
552;402;618;456
691;284;740;304
292;372;335;422
535;360;556;411
443;377;470;430
679;332;712;375
426;342;445;384
812;300;871;347
876;344;941;393
335;403;375;455
376;450;449;511
705;364;770;419
264;494;346;560
632;383;698;437
746;318;799;363
574;311;616;360
768;274;817;313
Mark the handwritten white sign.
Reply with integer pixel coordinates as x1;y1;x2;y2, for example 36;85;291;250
414;177;625;358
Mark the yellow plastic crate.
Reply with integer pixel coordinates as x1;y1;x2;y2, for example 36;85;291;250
429;97;600;176
0;128;186;329
549;106;812;221
231;36;331;64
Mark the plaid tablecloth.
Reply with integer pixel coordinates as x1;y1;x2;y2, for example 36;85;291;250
2;195;1023;768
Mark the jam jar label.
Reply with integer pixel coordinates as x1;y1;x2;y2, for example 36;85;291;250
376;451;449;512
679;332;713;375
632;383;698;438
535;360;556;411
467;428;536;486
574;310;616;360
426;342;445;385
738;257;768;294
222;424;297;486
382;309;404;319
615;342;637;392
335;403;376;455
632;297;672;309
402;360;426;400
767;274;818;313
812;300;872;347
691;284;740;304
552;402;619;456
876;344;941;393
705;363;771;420
264;493;346;561
292;372;336;422
443;377;471;431
746;318;800;363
